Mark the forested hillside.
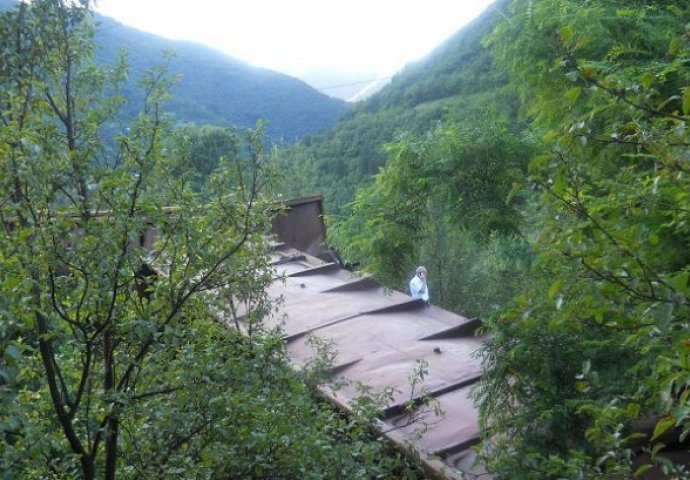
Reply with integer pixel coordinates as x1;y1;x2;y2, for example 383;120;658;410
93;16;348;141
316;0;690;478
276;0;515;211
0;0;348;141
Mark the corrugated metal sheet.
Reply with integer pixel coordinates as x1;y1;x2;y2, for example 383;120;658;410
255;243;488;479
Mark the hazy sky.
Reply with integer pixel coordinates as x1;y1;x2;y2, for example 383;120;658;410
95;0;495;78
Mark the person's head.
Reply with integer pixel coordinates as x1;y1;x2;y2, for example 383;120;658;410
416;266;427;278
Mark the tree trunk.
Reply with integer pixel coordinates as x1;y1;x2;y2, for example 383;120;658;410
104;325;118;480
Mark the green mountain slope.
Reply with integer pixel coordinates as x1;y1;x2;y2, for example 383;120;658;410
279;0;514;210
0;0;348;141
94;16;348;141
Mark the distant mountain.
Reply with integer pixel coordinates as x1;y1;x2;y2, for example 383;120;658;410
281;0;514;211
94;16;349;141
299;69;389;102
0;0;349;141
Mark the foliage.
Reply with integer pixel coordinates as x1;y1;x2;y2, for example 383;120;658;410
476;1;690;477
329;120;535;318
168;123;244;192
0;0;349;141
94;2;349;140
0;2;421;479
275;0;514;215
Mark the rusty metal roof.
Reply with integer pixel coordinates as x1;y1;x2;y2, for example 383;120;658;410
94;193;488;477
256;243;488;479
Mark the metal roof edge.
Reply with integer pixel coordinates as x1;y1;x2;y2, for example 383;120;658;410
288;262;340;277
420;318;482;340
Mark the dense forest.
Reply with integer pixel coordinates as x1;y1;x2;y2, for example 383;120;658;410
298;0;690;478
274;1;516;213
3;0;690;478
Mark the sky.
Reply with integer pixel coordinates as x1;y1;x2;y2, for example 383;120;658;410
95;0;495;79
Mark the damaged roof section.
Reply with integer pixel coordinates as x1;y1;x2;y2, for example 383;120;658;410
259;241;488;479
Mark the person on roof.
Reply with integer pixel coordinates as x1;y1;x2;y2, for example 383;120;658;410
409;266;429;306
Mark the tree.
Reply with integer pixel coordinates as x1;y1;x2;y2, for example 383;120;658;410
329;119;535;317
169;123;247;192
476;1;690;477
0;1;276;477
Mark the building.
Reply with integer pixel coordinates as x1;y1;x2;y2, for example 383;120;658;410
260;196;487;478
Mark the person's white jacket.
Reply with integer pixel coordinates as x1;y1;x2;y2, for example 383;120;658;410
409;273;429;302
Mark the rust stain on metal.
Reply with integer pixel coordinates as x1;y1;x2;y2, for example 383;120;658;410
262;241;488;479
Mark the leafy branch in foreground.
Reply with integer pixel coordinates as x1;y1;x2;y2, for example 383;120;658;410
477;1;690;478
0;1;268;478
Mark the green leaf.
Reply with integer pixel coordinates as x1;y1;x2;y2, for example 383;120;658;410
560;26;573;44
548;278;564;299
541;130;558;143
651;442;667;456
640;72;655;90
669;36;684;55
529;154;551;174
564;87;582;104
683;87;690;116
680;387;690;405
655;303;674;334
634;464;652;477
4;344;21;361
669;271;689;295
626;402;640;418
580;66;596;80
575;381;589;393
651;417;675;441
680;425;690;443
